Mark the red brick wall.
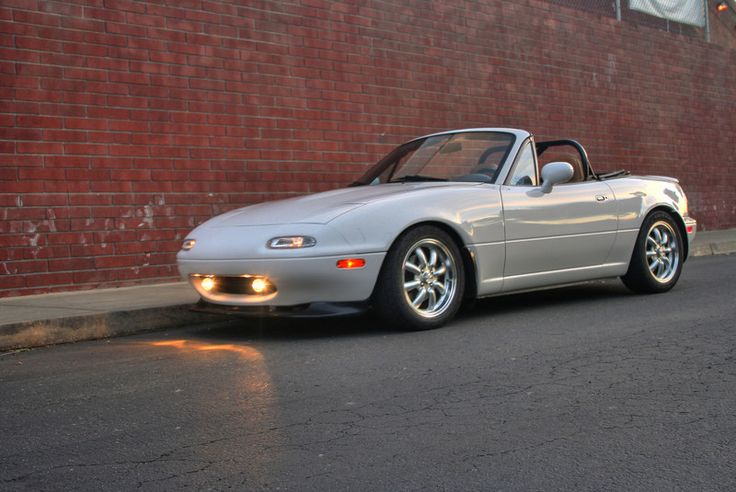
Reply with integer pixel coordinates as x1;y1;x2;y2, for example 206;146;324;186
1;0;735;297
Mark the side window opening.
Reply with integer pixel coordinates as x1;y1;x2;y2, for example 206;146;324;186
537;145;584;183
535;140;597;183
507;141;538;186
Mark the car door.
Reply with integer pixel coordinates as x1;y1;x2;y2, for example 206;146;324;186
500;140;618;291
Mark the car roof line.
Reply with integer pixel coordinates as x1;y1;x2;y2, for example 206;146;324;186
409;128;531;143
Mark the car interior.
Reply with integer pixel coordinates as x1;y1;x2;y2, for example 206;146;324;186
536;140;593;183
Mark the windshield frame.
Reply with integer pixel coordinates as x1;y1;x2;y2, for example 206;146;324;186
353;130;519;186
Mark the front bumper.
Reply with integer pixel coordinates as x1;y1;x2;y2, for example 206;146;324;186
192;299;369;318
178;252;386;306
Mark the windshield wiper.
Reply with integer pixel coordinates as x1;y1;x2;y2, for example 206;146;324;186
390;175;448;183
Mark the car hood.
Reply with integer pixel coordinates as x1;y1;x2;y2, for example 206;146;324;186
207;182;477;227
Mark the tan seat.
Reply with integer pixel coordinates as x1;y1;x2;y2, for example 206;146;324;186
556;153;584;182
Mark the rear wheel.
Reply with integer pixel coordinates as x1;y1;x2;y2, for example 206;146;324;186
373;225;465;330
621;211;683;294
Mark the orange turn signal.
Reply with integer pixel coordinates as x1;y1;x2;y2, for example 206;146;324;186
717;2;728;12
336;258;366;269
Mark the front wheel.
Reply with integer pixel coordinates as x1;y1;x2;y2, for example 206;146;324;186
373;225;465;330
621;211;684;294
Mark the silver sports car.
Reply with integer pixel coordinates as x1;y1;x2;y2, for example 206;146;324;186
177;128;697;329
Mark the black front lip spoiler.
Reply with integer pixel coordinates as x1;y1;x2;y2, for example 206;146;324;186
192;299;369;319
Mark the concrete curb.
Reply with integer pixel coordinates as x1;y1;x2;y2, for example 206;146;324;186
691;240;736;257
0;305;225;352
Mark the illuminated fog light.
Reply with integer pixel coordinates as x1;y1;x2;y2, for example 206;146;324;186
267;236;316;249
182;238;196;251
200;277;215;291
251;277;267;293
337;258;366;269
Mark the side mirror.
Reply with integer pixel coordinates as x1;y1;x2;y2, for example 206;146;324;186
540;162;574;193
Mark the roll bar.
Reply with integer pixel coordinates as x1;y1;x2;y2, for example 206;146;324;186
535;139;598;180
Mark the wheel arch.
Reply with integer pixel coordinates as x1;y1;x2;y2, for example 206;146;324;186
647;205;689;260
377;220;478;300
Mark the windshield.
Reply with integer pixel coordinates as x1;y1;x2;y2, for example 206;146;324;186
354;131;516;185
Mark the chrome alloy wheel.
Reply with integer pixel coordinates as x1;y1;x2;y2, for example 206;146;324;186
646;221;680;283
402;238;457;318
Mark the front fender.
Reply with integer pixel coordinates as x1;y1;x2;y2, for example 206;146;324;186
329;183;505;251
329;183;506;297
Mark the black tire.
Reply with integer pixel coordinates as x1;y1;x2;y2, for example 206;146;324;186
621;211;684;294
373;225;465;330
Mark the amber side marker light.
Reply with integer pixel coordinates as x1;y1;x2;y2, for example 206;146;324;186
337;258;366;269
717;2;728;12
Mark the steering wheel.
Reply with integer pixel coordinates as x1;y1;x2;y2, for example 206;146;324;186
455;173;494;183
472;167;496;176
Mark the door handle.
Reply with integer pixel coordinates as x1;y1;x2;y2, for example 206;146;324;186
595;195;608;202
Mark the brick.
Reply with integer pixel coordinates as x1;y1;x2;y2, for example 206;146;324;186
64;143;108;155
107;120;147;132
45;232;95;246
4;259;49;274
87;131;129;144
44;155;89;168
105;0;145;14
89;181;134;192
69;243;111;257
1;128;42;140
63;67;107;81
94;254;141;268
44;129;87;142
72;269;115;284
84;7;126;22
108;71;149;85
0;75;38;88
63;42;108;58
40;180;80;193
64;118;107;130
22;194;68;206
13;10;59;27
39;78;83;92
18;168;65;180
85;81;128;95
47;257;95;271
24;273;69;288
39;1;82;16
109;169;150;181
68;217;110;230
65;168;110;181
16;142;63;154
90;57;129;71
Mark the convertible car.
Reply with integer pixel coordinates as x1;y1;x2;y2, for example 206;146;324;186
177;128;697;329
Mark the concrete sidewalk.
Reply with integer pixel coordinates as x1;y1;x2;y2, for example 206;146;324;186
2;228;735;351
0;283;221;351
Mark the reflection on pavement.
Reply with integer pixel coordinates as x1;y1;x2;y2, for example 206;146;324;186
148;339;263;361
144;337;285;479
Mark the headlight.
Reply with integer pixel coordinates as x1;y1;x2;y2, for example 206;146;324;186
181;238;196;251
267;236;317;249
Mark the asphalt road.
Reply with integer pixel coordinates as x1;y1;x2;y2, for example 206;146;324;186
1;255;735;491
